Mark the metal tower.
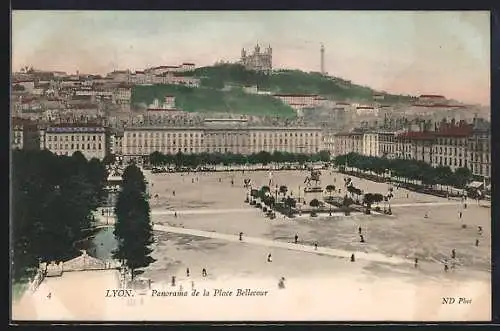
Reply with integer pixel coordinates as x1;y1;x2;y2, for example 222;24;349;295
320;43;325;75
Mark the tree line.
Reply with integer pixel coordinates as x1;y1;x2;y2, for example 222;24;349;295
148;150;331;167
12;150;107;281
333;153;475;189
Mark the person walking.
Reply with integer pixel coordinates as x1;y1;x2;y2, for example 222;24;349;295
478;226;483;236
459;211;463;219
358;226;362;235
239;232;243;241
451;249;456;259
267;254;273;262
414;258;419;268
202;268;207;277
171;276;176;287
314;242;318;250
350;254;356;262
294;234;299;244
186;268;190;277
475;239;480;247
360;234;365;243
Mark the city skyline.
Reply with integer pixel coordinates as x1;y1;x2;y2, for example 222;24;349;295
12;10;490;106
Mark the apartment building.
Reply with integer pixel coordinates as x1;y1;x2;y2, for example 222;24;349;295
333;131;364;156
468;118;491;178
40;125;107;160
11;118;40;150
121;126;323;160
431;120;472;172
362;132;380;157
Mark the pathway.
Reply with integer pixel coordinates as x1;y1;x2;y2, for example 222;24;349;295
152;224;410;265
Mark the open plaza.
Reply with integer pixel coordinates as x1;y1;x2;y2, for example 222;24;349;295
12;169;491;321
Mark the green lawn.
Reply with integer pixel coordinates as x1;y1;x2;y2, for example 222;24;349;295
132;85;297;119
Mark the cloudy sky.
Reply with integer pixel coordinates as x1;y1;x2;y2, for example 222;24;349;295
12;11;490;105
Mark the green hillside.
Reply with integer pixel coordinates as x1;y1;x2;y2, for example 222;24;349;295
182;63;417;103
131;84;297;118
132;64;417;118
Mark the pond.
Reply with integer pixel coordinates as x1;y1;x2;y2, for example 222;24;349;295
76;227;118;260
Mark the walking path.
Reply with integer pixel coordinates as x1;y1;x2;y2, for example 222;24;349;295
151;208;256;216
152;224;409;265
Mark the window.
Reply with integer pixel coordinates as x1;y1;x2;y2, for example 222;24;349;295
48;136;52;141
65;136;69;141
71;136;74;141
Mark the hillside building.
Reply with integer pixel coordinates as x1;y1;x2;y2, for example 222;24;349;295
240;44;272;73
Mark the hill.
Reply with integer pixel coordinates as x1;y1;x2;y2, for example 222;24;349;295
182;63;417;104
131;64;417;118
131;84;297;118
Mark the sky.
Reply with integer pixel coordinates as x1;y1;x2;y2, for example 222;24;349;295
12;11;490;105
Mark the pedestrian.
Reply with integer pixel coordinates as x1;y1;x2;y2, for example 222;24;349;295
451;249;456;259
186;268;190;277
171;276;176;287
174;212;177;218
475;239;479;247
478;226;483;236
358;226;362;235
294;234;299;244
202;268;207;277
464;203;467;209
406;193;409;199
459;211;462;219
424;212;428;219
350;254;355;262
278;277;286;289
360;234;365;243
444;262;449;272
47;292;52;299
173;190;176;196
314;242;318;250
267;253;273;262
414;258;418;268
239;232;243;241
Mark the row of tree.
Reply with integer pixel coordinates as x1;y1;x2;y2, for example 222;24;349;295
333;153;475;189
148;150;331;167
112;165;155;280
12;150;107;280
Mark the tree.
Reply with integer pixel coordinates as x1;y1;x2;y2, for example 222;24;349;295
309;198;320;209
453;167;472;189
113;164;156;279
325;185;336;199
149;151;164;166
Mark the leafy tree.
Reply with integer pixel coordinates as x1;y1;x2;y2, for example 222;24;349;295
279;185;288;197
149;151;164;166
309;198;320;209
113;164;156;279
325;185;336;199
453;167;472;189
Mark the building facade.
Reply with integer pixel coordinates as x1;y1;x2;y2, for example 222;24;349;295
362;132;380;157
121;126;323;159
240;44;272;73
40;126;107;160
